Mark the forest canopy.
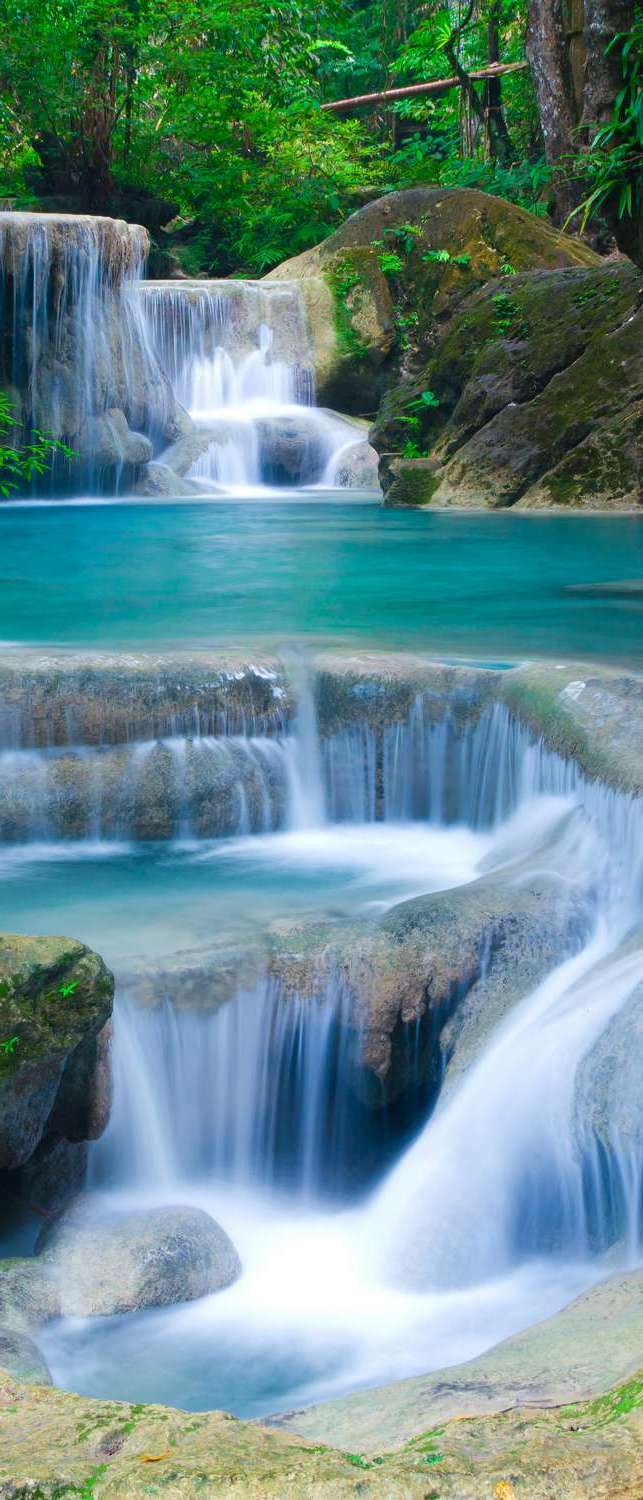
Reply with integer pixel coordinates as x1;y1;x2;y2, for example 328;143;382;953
0;0;640;273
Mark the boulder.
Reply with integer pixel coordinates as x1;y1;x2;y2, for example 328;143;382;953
256;414;326;484
83;408;153;470
267;188;599;412
36;1198;241;1316
374;261;642;510
0;1328;51;1385
332;439;380;489
0;934;114;1175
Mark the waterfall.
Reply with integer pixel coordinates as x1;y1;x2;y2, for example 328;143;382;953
137;278;374;491
81;685;643;1248
0;212;175;491
93;979;364;1199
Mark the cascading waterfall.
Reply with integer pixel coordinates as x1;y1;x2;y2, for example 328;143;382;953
0;212;175;490
4;668;641;1414
137;278;373;490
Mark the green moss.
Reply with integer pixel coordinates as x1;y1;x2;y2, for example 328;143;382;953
326;256;372;361
563;1375;643;1428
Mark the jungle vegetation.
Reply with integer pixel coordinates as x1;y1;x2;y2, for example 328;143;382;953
0;0;640;273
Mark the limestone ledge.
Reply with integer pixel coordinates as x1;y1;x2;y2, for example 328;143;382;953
0;1274;641;1496
0;649;641;796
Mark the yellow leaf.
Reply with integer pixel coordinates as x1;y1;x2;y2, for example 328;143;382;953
494;1484;516;1500
139;1451;172;1462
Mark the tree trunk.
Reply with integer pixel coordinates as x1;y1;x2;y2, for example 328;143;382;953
526;0;580;219
484;1;515;163
581;0;633;130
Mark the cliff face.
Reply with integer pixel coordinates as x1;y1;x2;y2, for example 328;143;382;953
0;212;184;492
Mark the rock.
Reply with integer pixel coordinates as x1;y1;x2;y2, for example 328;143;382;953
132;460;203;497
83;408;153;470
275;1270;643;1454
267;837;589;1111
267;188;599;412
373;261;642;510
0;1328;51;1384
332;439;380;489
0;1257;58;1336
256;414;326;484
36;1198;241;1315
0;934;114;1174
575;936;643;1156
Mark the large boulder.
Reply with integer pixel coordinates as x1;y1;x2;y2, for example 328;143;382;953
0;935;114;1179
35;1198;241;1316
267;188;599;413
377;261;642;510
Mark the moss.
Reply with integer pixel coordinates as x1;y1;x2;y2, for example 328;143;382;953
563;1374;643;1428
326;257;371;361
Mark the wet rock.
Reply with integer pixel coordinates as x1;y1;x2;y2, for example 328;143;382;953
83;408;153;470
0;1327;51;1384
333;439;380;489
0;934;114;1173
275;1269;643;1454
256;414;326;485
575;936;643;1157
36;1198;241;1315
0;1257;58;1336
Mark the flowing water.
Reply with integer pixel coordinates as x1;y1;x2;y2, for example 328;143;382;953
2;681;640;1415
1;213;642;1425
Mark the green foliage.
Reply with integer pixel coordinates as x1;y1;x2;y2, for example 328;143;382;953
0;394;74;497
407;389;440;411
0;0;625;273
422;248;471;267
564;7;643;235
377;249;404;275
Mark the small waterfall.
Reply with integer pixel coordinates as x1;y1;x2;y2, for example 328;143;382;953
94;979;362;1199
137;278;373;491
0;212;174;490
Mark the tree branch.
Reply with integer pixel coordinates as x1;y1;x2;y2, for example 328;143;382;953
321;61;529;114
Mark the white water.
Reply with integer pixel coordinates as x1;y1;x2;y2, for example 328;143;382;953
138;279;372;491
0;213;172;488
39;688;643;1416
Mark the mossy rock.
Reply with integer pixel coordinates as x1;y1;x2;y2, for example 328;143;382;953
0;934;113;1172
377;262;641;509
267;188;599;414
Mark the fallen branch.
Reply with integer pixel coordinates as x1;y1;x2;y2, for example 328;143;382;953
321;60;529;114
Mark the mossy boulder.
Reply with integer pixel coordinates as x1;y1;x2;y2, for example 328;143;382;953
267;187;599;413
375;261;642;509
0;934;114;1177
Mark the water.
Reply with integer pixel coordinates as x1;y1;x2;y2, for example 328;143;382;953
1;217;642;1426
0;213;172;490
0;502;642;661
8;689;642;1416
137;279;365;490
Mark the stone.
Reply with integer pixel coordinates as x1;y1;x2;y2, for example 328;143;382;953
332;438;380;489
0;1304;641;1495
36;1198;241;1316
267;188;599;412
0;1257;58;1336
83;408;153;469
275;1270;643;1454
373;261;641;510
0;934;114;1173
0;1327;51;1385
132;461;203;496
